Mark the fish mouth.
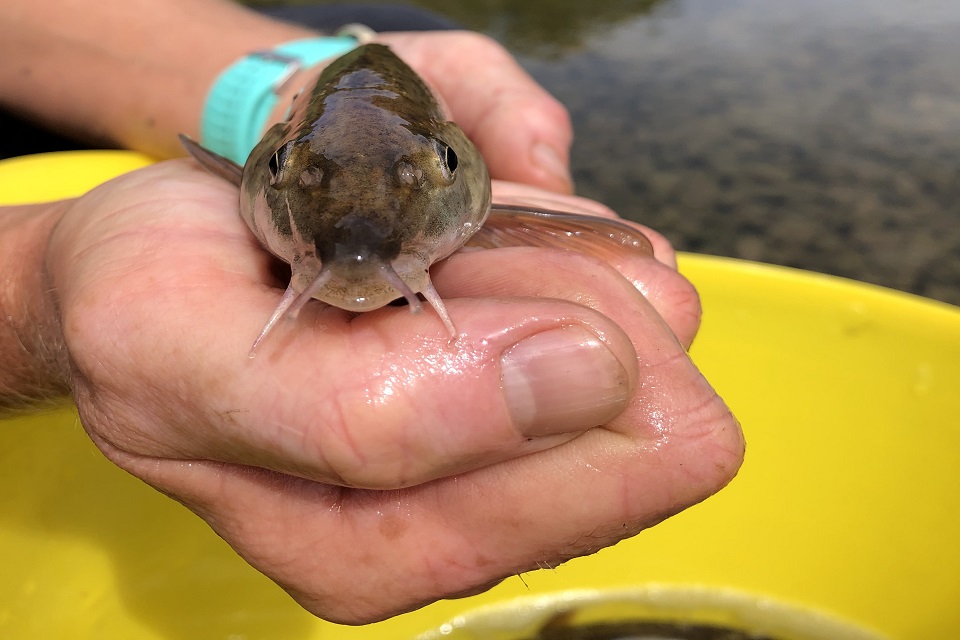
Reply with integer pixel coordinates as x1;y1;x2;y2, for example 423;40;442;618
298;255;457;336
299;254;431;313
248;252;454;357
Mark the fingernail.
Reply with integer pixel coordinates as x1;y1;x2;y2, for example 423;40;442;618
531;142;573;189
501;326;631;437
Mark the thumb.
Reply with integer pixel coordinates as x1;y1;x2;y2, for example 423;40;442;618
87;295;638;491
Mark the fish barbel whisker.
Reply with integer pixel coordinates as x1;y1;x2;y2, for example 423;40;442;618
376;260;423;314
248;267;334;358
287;267;335;320
420;279;457;338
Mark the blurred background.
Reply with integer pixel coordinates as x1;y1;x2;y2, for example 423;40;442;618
9;0;960;305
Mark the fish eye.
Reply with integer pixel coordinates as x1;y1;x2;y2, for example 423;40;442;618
268;143;290;186
436;140;458;178
444;145;459;173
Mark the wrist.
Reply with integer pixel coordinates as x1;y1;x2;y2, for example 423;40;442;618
0;201;71;414
201;30;372;163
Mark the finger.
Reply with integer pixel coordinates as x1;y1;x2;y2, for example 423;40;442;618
48;162;638;489
65;245;656;491
378;31;575;193
50;162;739;623
55;163;693;487
115;250;742;624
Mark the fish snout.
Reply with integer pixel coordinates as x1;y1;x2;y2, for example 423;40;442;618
319;212;401;267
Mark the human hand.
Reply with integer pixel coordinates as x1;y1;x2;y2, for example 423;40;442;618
45;160;742;623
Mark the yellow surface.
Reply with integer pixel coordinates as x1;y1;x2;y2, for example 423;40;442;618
0;150;155;203
1;151;958;638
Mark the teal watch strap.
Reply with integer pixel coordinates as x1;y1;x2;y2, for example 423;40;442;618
202;37;358;164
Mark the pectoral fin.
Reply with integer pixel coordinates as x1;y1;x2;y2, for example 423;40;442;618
179;134;243;187
467;205;654;263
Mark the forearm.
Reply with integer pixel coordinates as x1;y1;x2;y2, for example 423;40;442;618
0;0;314;158
0;201;71;415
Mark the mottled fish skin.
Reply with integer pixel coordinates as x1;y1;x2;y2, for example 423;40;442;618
181;43;652;355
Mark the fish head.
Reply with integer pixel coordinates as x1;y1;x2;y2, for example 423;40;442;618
312;119;491;312
240;45;491;313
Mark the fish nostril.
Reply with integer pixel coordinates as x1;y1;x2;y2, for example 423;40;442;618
298;166;323;187
396;160;425;189
322;213;401;264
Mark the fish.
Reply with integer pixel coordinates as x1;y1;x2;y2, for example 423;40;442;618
180;43;653;355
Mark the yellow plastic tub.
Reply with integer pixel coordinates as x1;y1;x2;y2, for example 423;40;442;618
1;152;958;638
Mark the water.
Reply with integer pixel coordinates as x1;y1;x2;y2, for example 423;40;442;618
517;0;960;306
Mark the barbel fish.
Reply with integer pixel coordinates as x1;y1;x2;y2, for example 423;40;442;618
181;44;652;355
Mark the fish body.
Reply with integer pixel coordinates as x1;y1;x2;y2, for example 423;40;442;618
182;44;651;354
